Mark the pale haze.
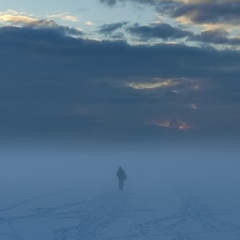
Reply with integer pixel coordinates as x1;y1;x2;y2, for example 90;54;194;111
1;0;240;239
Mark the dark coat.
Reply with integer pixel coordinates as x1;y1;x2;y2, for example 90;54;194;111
117;167;127;180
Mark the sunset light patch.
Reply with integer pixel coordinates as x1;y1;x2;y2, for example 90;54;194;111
85;21;94;26
177;121;192;130
127;79;174;90
0;14;39;25
153;120;171;128
49;13;79;22
151;118;192;131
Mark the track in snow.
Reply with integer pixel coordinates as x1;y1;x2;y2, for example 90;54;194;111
0;190;240;240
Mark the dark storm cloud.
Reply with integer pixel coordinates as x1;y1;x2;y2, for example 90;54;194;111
1;25;240;140
0;16;84;37
128;23;193;40
99;0;179;15
189;29;240;45
127;23;240;46
99;22;128;35
171;2;240;25
100;0;240;26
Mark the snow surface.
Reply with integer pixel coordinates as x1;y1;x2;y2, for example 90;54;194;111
0;142;240;240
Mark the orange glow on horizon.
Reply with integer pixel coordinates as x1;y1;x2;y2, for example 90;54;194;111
177;121;192;130
153;120;171;128
151;118;193;131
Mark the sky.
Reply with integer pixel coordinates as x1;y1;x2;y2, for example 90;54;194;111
1;0;240;145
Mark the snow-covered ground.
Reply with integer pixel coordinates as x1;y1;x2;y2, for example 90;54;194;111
0;141;240;240
0;187;240;240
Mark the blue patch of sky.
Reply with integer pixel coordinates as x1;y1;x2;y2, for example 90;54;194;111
1;0;156;32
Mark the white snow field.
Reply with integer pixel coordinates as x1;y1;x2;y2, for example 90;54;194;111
0;141;240;240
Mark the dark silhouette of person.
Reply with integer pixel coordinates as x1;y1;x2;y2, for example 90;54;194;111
117;167;127;191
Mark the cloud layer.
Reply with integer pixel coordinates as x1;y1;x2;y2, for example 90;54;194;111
1;25;240;141
99;0;240;48
128;23;192;40
0;10;83;37
104;0;240;27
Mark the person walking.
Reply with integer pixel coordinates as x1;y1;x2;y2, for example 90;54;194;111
117;167;127;191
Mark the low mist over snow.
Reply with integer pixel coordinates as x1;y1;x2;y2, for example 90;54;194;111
0;140;240;239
